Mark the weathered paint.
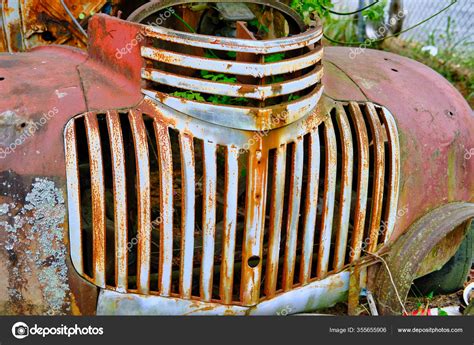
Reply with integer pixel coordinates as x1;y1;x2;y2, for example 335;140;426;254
65;97;399;309
324;48;474;242
1;10;472;316
96;271;349;316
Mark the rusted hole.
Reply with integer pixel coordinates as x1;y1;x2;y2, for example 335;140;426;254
41;31;56;42
391;68;399;72
20;123;26;128
0;77;4;81
247;256;261;268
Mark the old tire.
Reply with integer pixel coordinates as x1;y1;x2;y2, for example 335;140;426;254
374;203;474;315
413;225;473;295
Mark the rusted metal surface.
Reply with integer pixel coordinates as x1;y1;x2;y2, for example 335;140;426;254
97;271;349;315
84;112;107;288
154;119;173;296
106;111;128;292
347;103;370;262
299;130;320;285
0;0;114;52
375;203;474;315
179;134;195;299
135;3;324;131
1;10;473;316
416;221;470;278
324;47;474;242
333;105;354;271
64;96;399;308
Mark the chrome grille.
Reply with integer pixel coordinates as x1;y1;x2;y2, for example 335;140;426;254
65;98;400;306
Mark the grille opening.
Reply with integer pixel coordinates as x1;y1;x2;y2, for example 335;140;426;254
275;142;294;291
260;148;275;298
121;113;138;291
211;145;227;300
146;116;161;292
191;137;204;298
75;116;92;279
312;124;326;279
144;73;319;108
168;128;181;295
360;104;375;246
293;134;311;286
376;107;393;244
233;150;249;302
329;110;343;272
344;105;360;265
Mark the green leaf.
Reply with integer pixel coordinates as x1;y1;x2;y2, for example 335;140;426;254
227;51;237;58
438;308;448;316
288;94;301;102
264;53;286;63
426;291;434;300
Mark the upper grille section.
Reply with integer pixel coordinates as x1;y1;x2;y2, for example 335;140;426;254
138;5;324;131
65;97;400;306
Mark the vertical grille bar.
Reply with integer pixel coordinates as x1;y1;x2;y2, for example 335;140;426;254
380;108;401;243
129;110;152;294
64;121;83;276
220;146;239;304
282;138;304;291
84;113;106;288
333;105;354;271
365;104;385;253
316;119;337;278
153;120;174;296
299;130;320;285
106;111;128;291
200;141;217;302
179;134;195;299
348;103;370;262
241;148;268;305
264;144;287;297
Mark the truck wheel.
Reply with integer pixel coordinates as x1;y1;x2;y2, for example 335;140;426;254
374;203;474;315
413;225;473;295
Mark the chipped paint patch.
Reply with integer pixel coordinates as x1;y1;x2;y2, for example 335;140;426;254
55;90;68;99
